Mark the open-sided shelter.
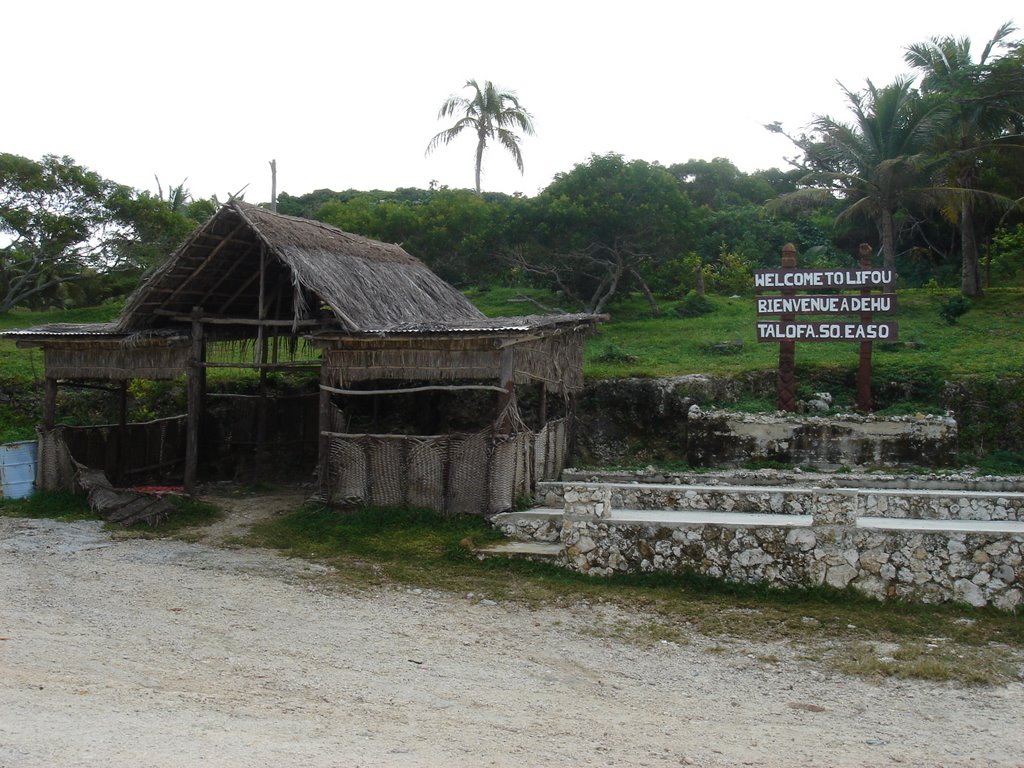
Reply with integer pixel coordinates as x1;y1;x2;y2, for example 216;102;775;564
5;201;600;513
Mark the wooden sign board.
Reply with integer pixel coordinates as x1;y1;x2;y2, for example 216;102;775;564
756;321;898;342
754;268;894;291
756;294;897;316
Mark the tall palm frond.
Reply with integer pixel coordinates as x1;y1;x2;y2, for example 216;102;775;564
426;79;535;193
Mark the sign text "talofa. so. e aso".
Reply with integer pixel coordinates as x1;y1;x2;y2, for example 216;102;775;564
756;321;897;342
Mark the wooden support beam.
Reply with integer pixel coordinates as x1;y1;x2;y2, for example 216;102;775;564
152;310;323;327
184;309;205;494
215;268;261;316
42;377;57;430
154;223;246;309
319;383;508;396
495;348;515;433
198;240;259;309
115;381;128;486
202;361;321;370
318;367;332;505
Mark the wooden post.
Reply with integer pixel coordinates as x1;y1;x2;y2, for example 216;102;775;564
777;243;798;412
495;348;515;433
255;336;269;484
539;383;548;428
856;243;875;413
42;377;58;431
184;308;204;494
115;381;128;486
318;366;333;504
255;246;268;481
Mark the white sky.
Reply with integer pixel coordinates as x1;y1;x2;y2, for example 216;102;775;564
6;1;1020;203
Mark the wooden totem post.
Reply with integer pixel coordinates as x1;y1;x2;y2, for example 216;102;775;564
856;243;874;413
776;243;798;412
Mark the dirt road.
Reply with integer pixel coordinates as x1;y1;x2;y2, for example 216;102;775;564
1;504;1022;767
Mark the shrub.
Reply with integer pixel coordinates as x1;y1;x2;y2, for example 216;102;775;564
938;295;970;325
674;291;715;318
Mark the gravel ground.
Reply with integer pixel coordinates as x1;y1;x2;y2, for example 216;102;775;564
1;499;1022;768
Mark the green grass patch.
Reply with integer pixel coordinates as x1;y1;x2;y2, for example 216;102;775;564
976;450;1024;475
0;405;38;443
244;500;1024;684
247;504;506;589
0;491;96;521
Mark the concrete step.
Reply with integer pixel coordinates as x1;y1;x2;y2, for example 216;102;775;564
491;508;562;522
608;508;813;528
856;517;1024;534
475;541;563;561
490;508;563;543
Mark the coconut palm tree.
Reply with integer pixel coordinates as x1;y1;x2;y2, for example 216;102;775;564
426;79;535;194
771;78;944;281
905;22;1024;296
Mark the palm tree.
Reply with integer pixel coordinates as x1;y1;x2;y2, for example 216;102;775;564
905;22;1024;296
426;79;535;194
771;78;943;280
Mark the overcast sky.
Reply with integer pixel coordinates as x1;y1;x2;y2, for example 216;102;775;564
6;1;1020;204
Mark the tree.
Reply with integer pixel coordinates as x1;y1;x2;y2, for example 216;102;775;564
517;154;696;314
905;22;1024;296
0;153;203;311
769;78;944;281
425;79;535;194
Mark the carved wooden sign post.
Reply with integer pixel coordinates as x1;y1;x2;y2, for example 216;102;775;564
755;243;897;413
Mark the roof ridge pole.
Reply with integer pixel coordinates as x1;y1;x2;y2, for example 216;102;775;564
269;160;277;213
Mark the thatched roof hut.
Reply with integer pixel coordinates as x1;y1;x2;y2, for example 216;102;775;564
5;201;602;503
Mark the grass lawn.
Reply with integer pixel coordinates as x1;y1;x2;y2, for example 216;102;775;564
466;286;1024;381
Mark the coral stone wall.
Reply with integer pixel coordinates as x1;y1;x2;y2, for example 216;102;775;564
520;481;1024;610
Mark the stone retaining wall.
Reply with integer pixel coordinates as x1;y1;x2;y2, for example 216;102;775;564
518;482;1024;610
540;482;1024;523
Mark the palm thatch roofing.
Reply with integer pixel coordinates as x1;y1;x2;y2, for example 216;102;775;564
3;201;602;387
118;200;485;333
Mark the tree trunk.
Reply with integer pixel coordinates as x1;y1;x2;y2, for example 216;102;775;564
631;269;660;317
880;211;897;292
475;135;486;194
960;200;983;297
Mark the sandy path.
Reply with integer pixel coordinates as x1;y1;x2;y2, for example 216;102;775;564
1;509;1022;768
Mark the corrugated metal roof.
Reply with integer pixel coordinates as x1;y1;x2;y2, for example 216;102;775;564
314;313;602;337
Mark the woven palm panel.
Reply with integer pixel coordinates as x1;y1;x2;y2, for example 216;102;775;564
487;436;517;514
407;436;447;511
534;423;549;481
366;437;406;508
329;437;367;504
36;428;77;493
514;431;532;498
446;432;490;516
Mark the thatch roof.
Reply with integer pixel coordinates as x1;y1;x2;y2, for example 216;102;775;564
118;200;485;333
1;202;603;388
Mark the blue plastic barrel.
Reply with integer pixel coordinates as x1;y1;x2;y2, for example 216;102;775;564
0;440;38;500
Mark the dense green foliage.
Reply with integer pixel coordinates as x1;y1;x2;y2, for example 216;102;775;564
773;22;1024;297
0;154;215;311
